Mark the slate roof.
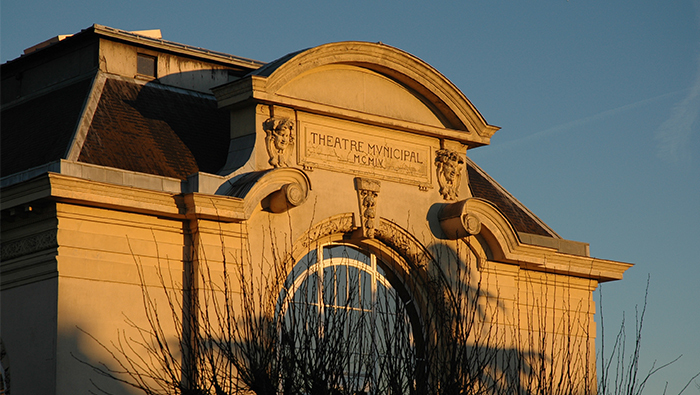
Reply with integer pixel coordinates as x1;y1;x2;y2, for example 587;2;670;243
1;77;93;177
467;160;555;237
78;78;230;180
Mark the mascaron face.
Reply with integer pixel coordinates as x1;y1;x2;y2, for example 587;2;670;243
273;126;291;150
444;160;458;181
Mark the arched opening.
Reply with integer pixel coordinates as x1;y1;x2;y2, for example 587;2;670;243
279;242;422;394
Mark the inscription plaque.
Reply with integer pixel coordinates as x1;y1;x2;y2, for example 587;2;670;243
298;120;432;186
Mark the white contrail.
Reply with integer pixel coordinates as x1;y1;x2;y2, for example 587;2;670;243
489;89;684;153
655;69;700;163
655;20;700;165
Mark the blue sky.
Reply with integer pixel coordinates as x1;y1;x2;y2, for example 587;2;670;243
2;0;699;392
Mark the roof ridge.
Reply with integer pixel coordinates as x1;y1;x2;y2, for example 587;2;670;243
101;72;218;99
1;72;96;110
92;24;266;68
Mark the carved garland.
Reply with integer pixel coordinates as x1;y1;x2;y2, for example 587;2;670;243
297;213;356;251
294;213;434;272
375;218;433;270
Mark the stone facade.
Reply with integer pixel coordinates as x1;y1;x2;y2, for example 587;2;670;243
1;25;632;394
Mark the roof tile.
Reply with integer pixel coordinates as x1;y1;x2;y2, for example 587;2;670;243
78;78;229;180
468;161;553;237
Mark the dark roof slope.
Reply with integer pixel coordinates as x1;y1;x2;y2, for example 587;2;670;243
467;160;554;237
1;78;93;177
248;49;306;78
78;78;229;180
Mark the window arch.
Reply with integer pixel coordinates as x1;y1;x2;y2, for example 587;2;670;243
279;242;420;394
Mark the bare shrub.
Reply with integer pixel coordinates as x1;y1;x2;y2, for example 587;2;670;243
77;229;697;395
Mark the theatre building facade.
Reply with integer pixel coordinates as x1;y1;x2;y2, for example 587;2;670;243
1;25;631;394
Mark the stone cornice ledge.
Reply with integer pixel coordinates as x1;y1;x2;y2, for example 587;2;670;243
509;244;633;282
1;173;246;223
183;193;246;222
463;198;633;282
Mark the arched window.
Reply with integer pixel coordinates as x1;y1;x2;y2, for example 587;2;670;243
279;243;418;394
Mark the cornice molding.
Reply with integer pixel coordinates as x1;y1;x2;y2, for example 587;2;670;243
0;173;246;223
462;198;632;282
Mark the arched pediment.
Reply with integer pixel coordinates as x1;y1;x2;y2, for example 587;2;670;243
276;64;447;128
213;42;499;147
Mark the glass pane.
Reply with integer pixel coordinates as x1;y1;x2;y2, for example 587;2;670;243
376;282;389;313
293;272;318;305
324;245;370;266
347;266;359;308
324;245;347;260
136;54;156;77
360;270;373;310
324;305;337;335
336;265;347;307
323;266;336;306
346;309;359;338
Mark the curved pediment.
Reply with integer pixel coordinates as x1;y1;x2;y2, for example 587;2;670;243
213;41;499;146
276;64;447;128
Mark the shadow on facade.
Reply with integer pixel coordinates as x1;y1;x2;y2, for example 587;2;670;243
63;326;139;395
69;231;597;395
